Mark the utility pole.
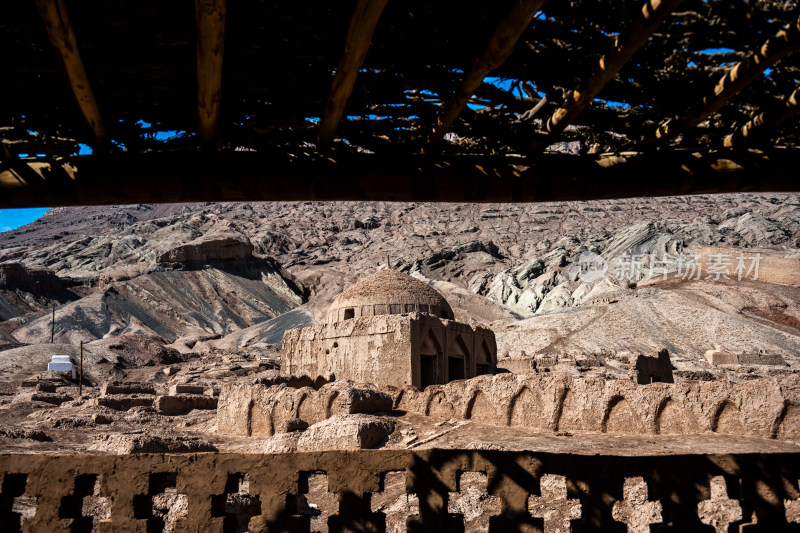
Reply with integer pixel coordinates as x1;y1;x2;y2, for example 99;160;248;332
79;340;83;396
51;305;55;344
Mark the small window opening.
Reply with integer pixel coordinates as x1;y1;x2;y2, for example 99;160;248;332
344;308;355;320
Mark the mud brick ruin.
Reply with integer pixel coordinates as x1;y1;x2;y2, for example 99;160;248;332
629;349;674;385
281;269;497;388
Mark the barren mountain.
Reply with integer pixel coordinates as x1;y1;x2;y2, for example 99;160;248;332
1;194;799;372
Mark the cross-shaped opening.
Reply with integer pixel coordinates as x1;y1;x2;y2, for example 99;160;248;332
612;476;663;531
133;472;187;533
211;473;262;533
527;473;582;532
697;476;742;532
1;474;36;533
286;471;337;533
447;471;502;532
785;477;800;523
58;474;111;531
369;470;419;533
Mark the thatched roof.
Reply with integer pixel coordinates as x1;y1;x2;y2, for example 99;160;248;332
2;0;799;206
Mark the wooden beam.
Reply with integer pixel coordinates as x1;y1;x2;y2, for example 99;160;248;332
195;0;227;148
0;141;59;190
724;87;800;147
429;0;547;147
651;14;800;143
316;0;389;149
2;149;799;207
35;0;107;148
534;0;684;150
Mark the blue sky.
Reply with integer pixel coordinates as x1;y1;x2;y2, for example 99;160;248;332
0;208;50;233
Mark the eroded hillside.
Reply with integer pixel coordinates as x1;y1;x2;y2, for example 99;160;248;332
0;194;799;366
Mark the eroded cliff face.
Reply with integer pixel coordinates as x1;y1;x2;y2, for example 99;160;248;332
3;196;799;285
6;263;304;345
0;263;79;323
0;229;306;345
154;233;254;264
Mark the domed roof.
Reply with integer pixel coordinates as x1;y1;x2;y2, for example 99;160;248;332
327;269;454;323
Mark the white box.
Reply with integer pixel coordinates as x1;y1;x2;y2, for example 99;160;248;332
47;355;76;379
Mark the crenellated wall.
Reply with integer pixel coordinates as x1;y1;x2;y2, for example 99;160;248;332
394;373;800;440
3;450;800;531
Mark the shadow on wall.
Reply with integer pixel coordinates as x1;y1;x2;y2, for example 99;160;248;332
252;373;333;391
3;450;800;531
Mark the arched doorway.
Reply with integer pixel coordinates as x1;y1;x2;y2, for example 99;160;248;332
419;328;442;388
448;335;469;381
476;338;492;376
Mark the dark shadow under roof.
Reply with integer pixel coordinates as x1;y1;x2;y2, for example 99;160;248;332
2;0;800;206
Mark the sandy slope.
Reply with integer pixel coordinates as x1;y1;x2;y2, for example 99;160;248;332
497;277;800;368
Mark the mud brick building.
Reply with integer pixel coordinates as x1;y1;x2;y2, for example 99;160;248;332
281;269;497;388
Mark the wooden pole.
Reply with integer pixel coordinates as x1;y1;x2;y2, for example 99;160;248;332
317;0;389;149
195;0;227;148
51;305;55;344
534;0;685;150
429;0;547;146
650;14;800;144
724;87;800;147
79;340;83;396
35;0;108;148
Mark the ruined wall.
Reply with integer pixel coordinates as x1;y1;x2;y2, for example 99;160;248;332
90;381;218;416
281;315;414;386
695;246;800;286
412;315;498;386
217;381;392;437
394;373;800;440
629;349;673;384
3;450;800;531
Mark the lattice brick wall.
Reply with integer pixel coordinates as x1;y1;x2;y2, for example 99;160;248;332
2;450;800;531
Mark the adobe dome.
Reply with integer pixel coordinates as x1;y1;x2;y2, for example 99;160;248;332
327;269;454;324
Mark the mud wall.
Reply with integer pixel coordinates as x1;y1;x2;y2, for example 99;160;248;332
3;450;800;531
695;246;800;286
411;315;498;386
395;374;800;440
217;381;392;437
281;315;414;386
